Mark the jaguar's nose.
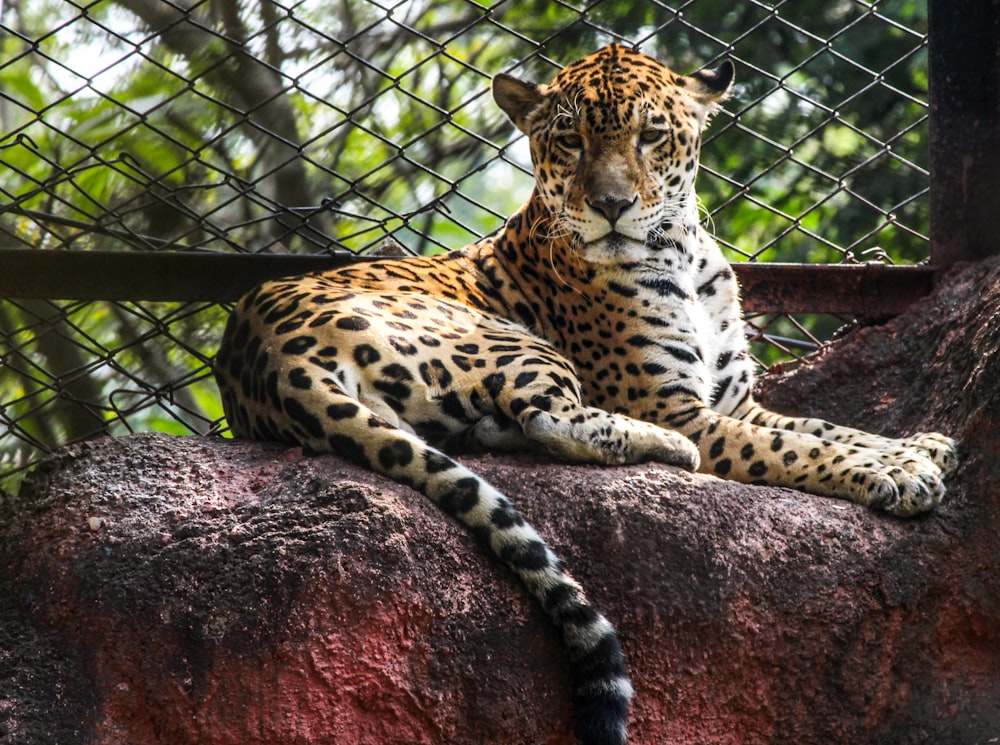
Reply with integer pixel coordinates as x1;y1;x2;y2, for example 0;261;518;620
587;195;637;226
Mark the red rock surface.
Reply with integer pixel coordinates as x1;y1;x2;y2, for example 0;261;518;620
2;257;999;745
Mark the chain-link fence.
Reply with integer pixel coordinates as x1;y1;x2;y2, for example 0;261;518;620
1;0;934;489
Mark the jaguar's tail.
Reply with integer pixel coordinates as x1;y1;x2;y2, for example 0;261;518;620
414;431;633;745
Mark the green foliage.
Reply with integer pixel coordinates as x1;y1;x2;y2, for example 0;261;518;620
2;0;929;258
0;298;225;490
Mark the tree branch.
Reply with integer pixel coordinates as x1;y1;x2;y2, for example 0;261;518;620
114;0;320;246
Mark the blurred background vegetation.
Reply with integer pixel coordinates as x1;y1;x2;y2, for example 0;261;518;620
0;0;930;489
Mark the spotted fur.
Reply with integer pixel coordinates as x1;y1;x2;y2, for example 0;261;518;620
215;45;958;745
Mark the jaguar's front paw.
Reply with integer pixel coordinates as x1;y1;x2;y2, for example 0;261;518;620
621;420;700;471
653;429;700;472
867;463;945;517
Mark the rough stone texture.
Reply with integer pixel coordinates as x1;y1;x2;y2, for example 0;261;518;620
2;257;1000;745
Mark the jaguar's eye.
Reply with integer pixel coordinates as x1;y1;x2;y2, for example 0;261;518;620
554;133;583;150
639;128;667;145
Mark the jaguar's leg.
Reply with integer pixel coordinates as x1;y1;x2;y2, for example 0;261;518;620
524;399;701;469
493;382;700;470
660;392;945;516
735;401;959;476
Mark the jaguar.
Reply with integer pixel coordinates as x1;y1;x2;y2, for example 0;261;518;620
215;44;958;745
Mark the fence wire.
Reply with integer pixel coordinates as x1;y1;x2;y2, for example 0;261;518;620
1;0;931;488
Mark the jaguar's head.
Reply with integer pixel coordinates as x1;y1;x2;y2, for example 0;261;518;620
494;44;733;264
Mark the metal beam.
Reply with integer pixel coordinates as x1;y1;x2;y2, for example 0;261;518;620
734;262;935;316
0;248;935;315
0;249;358;304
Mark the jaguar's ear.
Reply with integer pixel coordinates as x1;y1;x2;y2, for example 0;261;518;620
688;60;735;104
685;60;734;125
493;73;545;134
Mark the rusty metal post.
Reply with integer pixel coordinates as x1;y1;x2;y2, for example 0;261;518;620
928;0;1000;267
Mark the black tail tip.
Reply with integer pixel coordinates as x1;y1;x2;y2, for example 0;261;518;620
573;686;631;745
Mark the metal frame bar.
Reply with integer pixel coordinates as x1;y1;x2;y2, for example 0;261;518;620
0;247;934;315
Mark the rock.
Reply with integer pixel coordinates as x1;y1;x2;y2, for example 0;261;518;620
2;258;1000;745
